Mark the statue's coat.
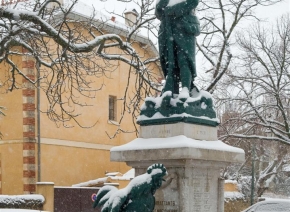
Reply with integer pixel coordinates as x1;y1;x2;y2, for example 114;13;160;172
156;0;200;94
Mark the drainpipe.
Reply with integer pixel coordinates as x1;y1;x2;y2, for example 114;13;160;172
36;61;41;182
250;143;255;205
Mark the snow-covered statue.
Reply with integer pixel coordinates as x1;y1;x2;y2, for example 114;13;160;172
155;0;200;97
137;0;219;127
93;164;167;212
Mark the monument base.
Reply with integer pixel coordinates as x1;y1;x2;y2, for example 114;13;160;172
111;134;245;212
128;160;225;212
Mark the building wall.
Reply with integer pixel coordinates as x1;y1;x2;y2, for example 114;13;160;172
0;54;23;141
40;143;122;186
0;50;26;194
0;20;161;194
0;142;23;194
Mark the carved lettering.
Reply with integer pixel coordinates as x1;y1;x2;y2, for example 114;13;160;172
159;129;171;135
196;130;206;135
191;175;212;212
156;201;176;206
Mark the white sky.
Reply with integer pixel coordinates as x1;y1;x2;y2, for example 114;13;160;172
80;0;290;22
76;0;290;83
255;0;290;22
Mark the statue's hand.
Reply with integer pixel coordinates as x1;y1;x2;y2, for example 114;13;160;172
180;15;200;36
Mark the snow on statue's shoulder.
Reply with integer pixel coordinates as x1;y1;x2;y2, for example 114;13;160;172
167;0;186;7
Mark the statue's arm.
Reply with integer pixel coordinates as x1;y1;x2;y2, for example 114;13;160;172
155;0;168;20
165;0;199;17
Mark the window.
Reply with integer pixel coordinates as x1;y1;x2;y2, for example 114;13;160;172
109;95;117;121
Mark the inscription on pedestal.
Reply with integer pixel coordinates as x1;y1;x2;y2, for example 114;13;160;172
195;129;206;136
158;129;171;137
191;175;213;212
140;123;218;141
154;173;179;212
154;201;178;212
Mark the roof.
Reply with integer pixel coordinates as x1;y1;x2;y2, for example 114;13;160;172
68;12;158;54
105;172;122;176
124;8;139;16
58;2;159;57
72;169;135;187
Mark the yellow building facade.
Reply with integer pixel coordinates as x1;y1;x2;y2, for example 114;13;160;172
0;10;161;194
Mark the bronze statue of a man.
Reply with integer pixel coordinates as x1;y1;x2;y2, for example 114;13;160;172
156;0;200;97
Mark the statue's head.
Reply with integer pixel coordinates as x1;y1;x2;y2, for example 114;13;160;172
147;163;168;193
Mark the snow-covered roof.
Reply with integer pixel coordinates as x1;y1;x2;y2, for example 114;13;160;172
123;168;135;178
224;191;244;200
225;180;238;184
105;172;122;177
65;11;158;55
72;177;108;187
72;169;135;187
124;8;139;16
2;1;158;57
60;1;158;57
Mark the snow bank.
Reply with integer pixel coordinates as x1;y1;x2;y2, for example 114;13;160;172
0;195;44;204
0;195;44;210
224;191;244;201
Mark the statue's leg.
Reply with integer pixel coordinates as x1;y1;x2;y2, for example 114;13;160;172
161;58;175;95
159;36;175;95
175;36;195;93
173;42;180;95
178;53;192;92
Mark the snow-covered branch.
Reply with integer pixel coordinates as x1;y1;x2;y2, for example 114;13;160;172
0;0;161;130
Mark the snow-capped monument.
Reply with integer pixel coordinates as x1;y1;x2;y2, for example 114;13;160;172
111;0;244;211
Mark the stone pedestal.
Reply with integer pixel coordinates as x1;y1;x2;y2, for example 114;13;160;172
111;124;244;212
